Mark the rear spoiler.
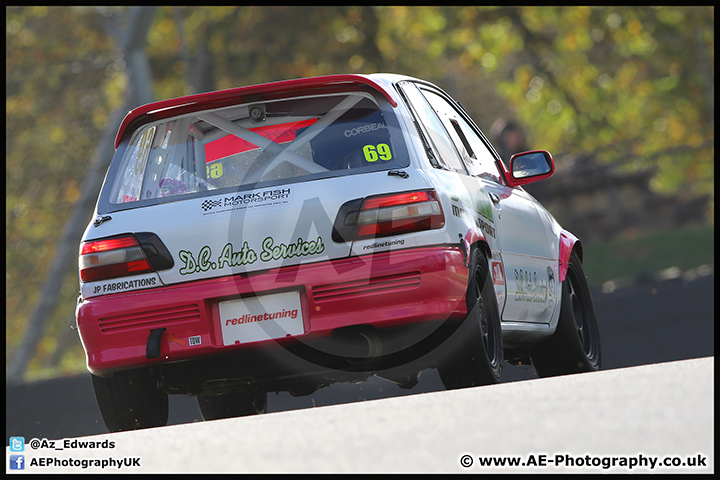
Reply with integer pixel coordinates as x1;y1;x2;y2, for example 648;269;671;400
115;74;398;148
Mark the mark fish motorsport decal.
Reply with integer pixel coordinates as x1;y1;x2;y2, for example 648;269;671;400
178;236;325;275
450;186;496;238
451;203;496;238
201;188;292;216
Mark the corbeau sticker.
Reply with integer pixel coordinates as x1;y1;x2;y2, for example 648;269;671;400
344;122;387;137
178;236;325;275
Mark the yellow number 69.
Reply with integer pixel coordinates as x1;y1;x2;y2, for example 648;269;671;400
363;143;392;162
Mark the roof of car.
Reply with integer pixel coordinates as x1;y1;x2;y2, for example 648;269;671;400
114;74;413;148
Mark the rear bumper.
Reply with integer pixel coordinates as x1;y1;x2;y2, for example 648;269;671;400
77;246;469;376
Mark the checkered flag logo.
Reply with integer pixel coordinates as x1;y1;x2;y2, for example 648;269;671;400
201;199;223;211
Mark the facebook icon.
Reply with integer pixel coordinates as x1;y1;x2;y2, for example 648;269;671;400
10;455;25;470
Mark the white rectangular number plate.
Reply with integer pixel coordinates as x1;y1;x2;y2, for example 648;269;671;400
219;291;304;346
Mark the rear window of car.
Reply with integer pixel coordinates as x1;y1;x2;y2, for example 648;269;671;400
103;91;409;211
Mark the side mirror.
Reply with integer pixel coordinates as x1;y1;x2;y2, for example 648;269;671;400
506;150;554;187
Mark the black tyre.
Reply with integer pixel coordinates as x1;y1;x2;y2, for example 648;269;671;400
437;248;503;389
197;390;267;421
531;251;601;377
91;368;168;432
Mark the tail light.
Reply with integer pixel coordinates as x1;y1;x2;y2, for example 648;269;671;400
80;234;155;282
333;190;445;242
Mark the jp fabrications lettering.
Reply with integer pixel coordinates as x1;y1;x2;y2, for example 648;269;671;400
102;277;157;293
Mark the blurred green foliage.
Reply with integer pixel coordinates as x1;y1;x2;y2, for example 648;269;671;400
6;6;714;379
582;223;714;287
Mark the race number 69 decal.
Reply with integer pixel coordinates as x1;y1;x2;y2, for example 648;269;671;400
363;143;392;162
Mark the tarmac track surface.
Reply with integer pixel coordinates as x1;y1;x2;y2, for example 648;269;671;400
5;274;714;472
6;358;714;473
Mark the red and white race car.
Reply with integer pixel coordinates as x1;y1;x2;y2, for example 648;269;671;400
76;74;601;431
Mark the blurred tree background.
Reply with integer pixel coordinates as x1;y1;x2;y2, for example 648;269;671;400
6;6;714;381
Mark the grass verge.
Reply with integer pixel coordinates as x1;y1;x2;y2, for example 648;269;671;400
580;222;714;287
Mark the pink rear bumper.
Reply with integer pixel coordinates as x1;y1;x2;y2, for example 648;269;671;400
77;246;469;375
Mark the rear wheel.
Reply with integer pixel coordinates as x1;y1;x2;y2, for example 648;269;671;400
197;390;267;421
531;251;601;377
91;368;168;432
438;248;503;389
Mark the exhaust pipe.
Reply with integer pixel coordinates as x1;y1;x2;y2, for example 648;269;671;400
331;326;382;366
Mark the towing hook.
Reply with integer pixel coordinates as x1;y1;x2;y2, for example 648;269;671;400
146;328;167;359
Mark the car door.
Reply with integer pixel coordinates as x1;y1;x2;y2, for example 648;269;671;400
407;82;559;325
397;81;505;311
